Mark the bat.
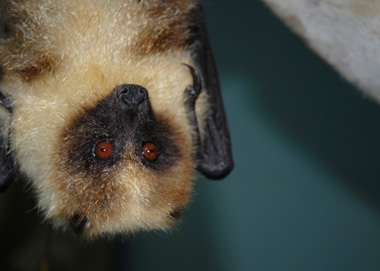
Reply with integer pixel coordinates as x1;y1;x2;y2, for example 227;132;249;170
0;0;233;237
264;0;380;104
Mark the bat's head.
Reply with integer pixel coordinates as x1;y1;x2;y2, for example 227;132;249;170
0;0;233;237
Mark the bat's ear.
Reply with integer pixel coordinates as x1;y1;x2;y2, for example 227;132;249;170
0;93;18;192
187;5;234;180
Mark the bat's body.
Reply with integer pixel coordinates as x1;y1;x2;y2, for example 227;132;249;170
0;0;233;237
264;0;380;103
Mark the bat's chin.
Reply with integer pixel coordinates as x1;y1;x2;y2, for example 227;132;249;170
46;191;190;239
61;211;179;237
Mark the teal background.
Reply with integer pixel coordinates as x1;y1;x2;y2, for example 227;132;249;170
125;1;380;270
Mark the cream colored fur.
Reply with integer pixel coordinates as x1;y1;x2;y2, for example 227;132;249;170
0;0;208;237
264;0;380;103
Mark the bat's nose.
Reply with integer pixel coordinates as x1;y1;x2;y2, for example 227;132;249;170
116;84;147;109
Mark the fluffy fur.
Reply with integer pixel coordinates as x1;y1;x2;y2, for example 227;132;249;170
264;0;380;103
0;0;230;237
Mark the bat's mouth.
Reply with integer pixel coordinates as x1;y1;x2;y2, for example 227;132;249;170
169;209;183;219
70;213;89;234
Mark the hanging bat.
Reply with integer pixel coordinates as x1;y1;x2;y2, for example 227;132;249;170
0;0;233;237
264;0;380;104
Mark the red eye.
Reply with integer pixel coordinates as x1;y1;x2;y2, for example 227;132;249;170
142;142;158;162
94;141;113;160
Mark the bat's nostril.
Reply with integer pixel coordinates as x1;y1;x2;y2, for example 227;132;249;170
116;84;147;109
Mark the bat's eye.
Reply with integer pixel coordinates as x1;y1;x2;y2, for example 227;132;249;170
142;142;158;162
94;141;113;160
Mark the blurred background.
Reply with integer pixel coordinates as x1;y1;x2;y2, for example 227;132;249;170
1;0;379;270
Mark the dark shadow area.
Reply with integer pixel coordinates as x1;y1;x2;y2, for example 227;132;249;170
0;181;117;270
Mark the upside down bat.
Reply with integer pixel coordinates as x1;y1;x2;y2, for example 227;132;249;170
0;0;233;237
264;0;380;104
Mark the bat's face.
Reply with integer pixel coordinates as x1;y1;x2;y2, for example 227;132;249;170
8;45;199;237
58;84;193;235
0;0;233;237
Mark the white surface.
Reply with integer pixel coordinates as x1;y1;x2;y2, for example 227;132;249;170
264;0;380;103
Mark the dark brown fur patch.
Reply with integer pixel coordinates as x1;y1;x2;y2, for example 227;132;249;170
15;55;56;82
136;0;198;54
